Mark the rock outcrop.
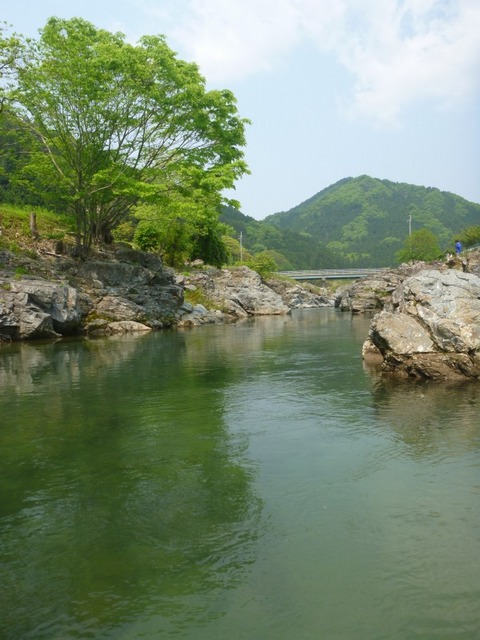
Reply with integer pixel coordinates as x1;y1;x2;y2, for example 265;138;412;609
0;247;183;340
335;262;437;313
0;277;82;340
336;251;476;315
1;243;340;339
265;278;334;308
2;251;315;339
178;266;289;325
364;269;480;381
73;248;183;334
176;269;337;327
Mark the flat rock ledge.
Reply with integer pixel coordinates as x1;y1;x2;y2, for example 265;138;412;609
363;268;480;381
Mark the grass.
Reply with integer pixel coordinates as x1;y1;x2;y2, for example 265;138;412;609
0;203;75;252
184;287;223;311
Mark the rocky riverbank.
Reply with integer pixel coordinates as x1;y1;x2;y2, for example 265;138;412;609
0;244;334;341
4;240;480;382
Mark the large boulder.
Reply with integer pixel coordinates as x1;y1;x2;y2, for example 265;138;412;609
265;278;334;308
335;263;433;313
184;266;289;318
365;269;480;381
0;278;82;339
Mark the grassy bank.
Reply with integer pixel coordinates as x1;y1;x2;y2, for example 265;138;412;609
0;204;75;254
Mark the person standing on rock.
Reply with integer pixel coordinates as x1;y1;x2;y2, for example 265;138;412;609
455;239;463;255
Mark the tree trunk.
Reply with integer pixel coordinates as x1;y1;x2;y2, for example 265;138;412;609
29;212;39;240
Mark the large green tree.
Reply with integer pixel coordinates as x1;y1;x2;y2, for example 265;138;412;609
133;186;232;267
5;18;248;253
0;23;24;110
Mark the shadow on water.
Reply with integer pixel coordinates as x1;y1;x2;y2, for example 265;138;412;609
368;370;480;458
0;333;263;639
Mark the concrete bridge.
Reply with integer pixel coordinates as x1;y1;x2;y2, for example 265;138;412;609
277;268;386;280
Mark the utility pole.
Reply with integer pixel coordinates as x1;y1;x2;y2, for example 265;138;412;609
239;231;243;262
408;214;413;258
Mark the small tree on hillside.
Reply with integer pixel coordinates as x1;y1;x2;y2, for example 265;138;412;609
246;251;278;277
396;229;442;263
458;226;480;248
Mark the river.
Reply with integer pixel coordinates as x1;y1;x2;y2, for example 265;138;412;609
1;309;479;639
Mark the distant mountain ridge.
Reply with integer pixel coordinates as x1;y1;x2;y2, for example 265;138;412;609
263;175;480;267
220;205;340;270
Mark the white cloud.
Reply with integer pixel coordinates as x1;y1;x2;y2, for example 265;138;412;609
330;0;480;125
171;0;480;126
172;0;302;79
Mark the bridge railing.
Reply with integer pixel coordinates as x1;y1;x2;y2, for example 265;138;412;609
277;268;387;280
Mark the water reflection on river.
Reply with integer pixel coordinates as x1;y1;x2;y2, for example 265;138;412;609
1;309;479;639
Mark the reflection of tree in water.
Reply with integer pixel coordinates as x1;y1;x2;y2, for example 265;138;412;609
0;333;263;639
370;379;480;456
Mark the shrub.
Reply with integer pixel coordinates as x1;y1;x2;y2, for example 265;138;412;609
246;251;278;277
134;225;162;252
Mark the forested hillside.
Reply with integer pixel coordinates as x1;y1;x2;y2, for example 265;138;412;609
264;176;480;267
220;206;342;269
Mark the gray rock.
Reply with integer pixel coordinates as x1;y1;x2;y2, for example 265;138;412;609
335;263;430;313
95;295;143;322
193;304;208;315
176;298;231;327
366;268;480;381
0;247;183;340
370;311;435;355
393;270;480;346
184;266;289;318
77;252;183;333
0;278;82;339
265;278;334;308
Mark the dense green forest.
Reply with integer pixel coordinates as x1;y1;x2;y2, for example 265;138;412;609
219;206;342;269
263;175;480;267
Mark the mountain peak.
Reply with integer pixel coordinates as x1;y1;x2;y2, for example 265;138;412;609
263;176;480;267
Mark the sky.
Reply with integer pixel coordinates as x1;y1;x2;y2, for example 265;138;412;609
3;0;480;219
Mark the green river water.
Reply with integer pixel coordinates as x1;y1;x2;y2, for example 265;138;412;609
1;309;479;639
